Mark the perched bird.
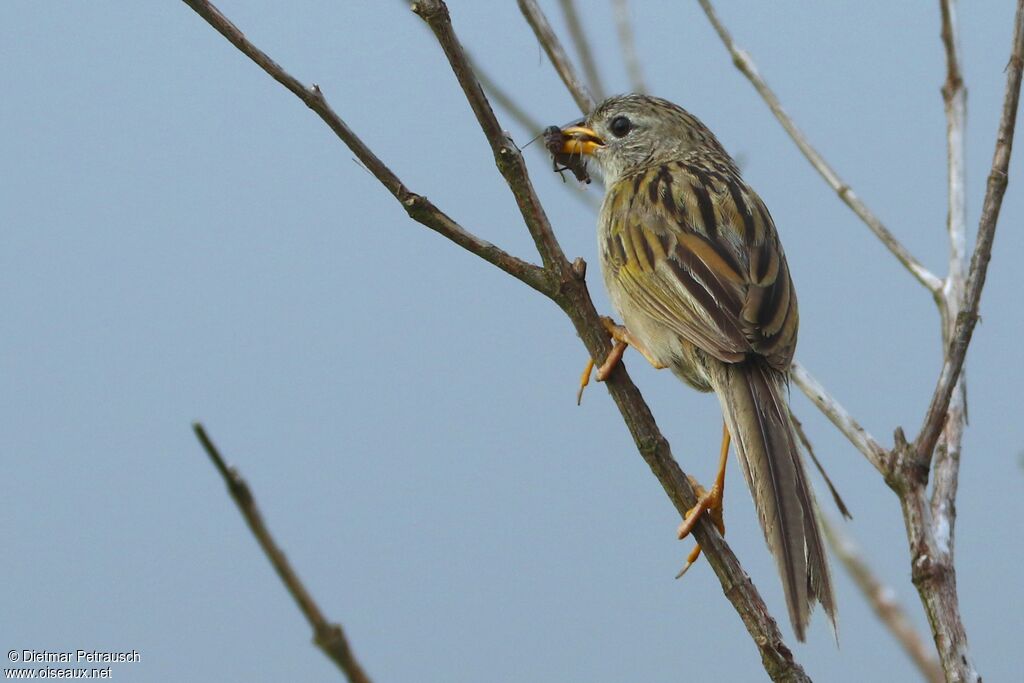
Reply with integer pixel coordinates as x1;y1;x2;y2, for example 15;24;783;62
559;94;835;640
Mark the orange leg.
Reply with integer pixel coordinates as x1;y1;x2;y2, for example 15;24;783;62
577;317;666;404
675;423;730;578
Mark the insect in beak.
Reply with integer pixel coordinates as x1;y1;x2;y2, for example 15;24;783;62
544;124;603;184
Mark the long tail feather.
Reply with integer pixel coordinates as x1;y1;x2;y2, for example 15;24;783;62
710;358;836;641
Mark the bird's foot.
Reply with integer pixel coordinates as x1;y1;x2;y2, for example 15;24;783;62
675;424;730;578
674;478;725;578
577;317;665;404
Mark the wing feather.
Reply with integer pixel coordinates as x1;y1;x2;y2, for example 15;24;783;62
601;163;798;370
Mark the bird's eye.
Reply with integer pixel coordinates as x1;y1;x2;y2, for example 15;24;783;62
609;116;632;138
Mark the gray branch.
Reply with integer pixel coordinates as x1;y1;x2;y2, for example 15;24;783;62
695;0;943;294
518;0;596;113
192;424;372;683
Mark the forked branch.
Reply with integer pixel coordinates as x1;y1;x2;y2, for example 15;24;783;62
914;0;1023;463
181;0;809;678
180;0;550;297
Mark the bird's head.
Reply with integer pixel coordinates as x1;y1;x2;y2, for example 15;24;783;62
560;94;728;185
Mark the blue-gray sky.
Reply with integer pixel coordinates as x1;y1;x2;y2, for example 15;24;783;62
2;1;1022;681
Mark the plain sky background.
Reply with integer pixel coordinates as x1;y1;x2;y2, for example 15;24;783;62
2;1;1022;681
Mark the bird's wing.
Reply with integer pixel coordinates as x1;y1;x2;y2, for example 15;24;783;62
601;162;798;370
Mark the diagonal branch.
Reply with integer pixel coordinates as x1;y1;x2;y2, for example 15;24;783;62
695;0;943;295
518;0;597;113
192;424;372;683
180;0;551;297
790;362;888;476
612;0;648;94
820;515;944;683
914;0;1024;463
558;0;606;100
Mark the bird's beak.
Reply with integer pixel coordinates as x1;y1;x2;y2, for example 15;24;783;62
559;125;605;156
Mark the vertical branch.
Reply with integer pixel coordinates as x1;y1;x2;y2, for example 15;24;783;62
612;0;648;93
557;0;606;99
901;4;1023;680
192;424;373;683
914;0;1024;463
930;0;968;536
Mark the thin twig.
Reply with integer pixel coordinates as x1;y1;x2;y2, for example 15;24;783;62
612;0;647;93
790;362;888;476
914;0;1024;463
558;0;606;100
474;59;544;135
821;515;944;683
518;0;597;113
182;0;808;677
695;0;943;295
789;408;851;519
192;424;372;683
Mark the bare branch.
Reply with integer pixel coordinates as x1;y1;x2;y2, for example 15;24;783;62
930;0;968;558
518;0;597;113
178;0;550;296
183;0;810;675
940;0;968;312
411;0;569;273
473;58;544;135
894;457;978;683
558;0;606;100
192;424;372;683
392;3;600;211
790;362;888;476
915;0;1024;462
821;515;943;683
695;0;943;295
789;408;851;519
612;0;648;93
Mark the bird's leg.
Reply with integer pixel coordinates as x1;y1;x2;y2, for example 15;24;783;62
675;423;730;578
577;317;667;404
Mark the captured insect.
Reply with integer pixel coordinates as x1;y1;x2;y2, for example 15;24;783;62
544;125;591;184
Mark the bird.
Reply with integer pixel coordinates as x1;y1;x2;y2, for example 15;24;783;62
557;94;835;641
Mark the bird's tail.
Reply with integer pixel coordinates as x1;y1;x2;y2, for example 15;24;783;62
710;358;836;641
